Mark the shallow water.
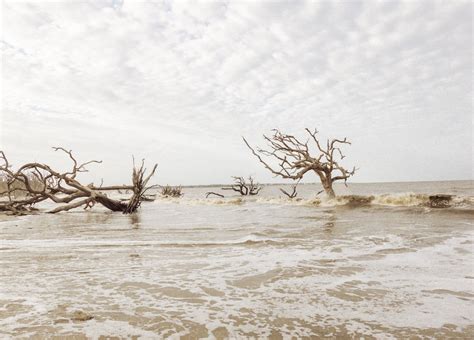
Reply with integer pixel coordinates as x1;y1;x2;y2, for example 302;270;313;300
0;181;473;339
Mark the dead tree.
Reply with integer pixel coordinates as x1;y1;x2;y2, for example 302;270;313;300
0;148;157;214
122;157;158;213
222;176;262;196
243;128;355;198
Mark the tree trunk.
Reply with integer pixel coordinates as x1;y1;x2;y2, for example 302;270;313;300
324;186;336;199
316;173;336;199
95;195;128;212
322;177;336;199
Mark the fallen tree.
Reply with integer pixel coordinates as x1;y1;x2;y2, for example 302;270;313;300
0;147;157;214
243;128;356;198
222;176;262;196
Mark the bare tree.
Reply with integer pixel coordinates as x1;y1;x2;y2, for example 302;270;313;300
243;128;355;198
0;147;157;214
222;176;262;196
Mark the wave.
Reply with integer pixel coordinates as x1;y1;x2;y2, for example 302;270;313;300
153;192;474;210
155;196;244;206
371;193;428;206
322;193;473;209
0;235;281;249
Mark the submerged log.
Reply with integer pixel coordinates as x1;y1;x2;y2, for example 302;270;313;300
206;192;224;198
0;148;157;214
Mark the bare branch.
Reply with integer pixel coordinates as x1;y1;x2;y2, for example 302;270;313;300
0;148;158;215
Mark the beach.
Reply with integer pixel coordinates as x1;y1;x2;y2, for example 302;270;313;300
0;181;473;338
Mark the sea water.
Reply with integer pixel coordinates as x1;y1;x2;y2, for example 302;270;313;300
0;181;473;338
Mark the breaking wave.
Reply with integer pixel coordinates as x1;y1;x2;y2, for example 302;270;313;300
371;193;429;206
155;196;244;206
154;193;474;210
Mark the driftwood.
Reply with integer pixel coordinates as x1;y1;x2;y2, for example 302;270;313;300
160;185;183;197
0;148;157;214
206;192;224;198
280;180;300;199
243;128;356;198
222;176;262;196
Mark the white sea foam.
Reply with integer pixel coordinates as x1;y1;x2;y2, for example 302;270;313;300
372;192;429;206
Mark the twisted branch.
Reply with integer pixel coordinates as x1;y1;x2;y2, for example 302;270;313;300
0;148;157;214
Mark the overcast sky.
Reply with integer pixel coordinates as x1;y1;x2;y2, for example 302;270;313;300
1;0;472;185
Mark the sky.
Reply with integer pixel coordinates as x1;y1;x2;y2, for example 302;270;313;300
0;0;472;186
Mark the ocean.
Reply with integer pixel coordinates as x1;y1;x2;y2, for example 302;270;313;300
0;180;473;338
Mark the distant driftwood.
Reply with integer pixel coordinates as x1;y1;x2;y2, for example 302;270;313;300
222;176;262;196
0;147;157;215
206;192;224;198
160;185;183;197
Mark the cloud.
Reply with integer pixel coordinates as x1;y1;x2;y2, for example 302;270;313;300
1;0;472;184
